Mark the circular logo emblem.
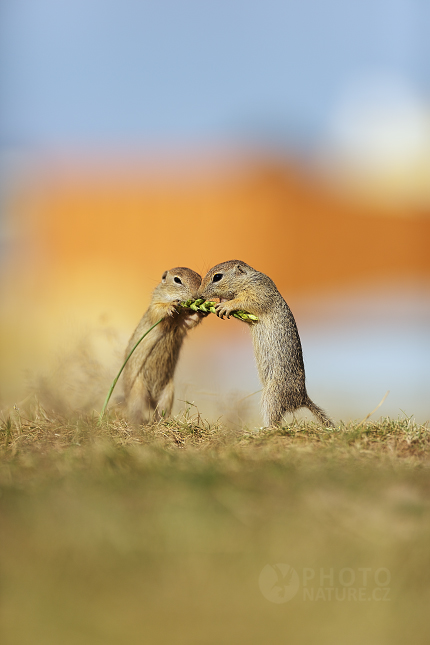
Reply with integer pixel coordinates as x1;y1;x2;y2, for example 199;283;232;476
259;563;300;603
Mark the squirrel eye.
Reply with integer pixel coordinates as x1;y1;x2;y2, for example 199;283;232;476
212;273;223;283
174;277;182;284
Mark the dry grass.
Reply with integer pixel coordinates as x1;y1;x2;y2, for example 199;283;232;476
1;400;430;645
3;397;429;457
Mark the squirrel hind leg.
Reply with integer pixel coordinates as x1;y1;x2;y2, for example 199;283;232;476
305;397;334;427
125;377;152;426
261;384;289;427
154;380;175;421
262;380;312;427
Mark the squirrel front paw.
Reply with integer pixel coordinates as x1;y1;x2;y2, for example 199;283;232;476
215;302;235;319
182;311;204;328
166;300;181;317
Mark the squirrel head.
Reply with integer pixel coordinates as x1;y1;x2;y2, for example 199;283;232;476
198;260;255;300
158;267;202;301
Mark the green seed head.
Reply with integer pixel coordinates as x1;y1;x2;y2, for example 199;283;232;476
178;300;257;322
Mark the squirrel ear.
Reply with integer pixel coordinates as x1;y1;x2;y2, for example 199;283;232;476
234;264;246;275
161;271;168;282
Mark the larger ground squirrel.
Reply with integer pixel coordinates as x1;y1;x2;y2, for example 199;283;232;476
198;260;333;427
123;267;204;425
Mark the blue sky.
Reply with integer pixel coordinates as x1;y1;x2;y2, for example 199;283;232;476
1;0;429;148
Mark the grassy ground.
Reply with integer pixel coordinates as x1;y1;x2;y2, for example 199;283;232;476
1;401;430;645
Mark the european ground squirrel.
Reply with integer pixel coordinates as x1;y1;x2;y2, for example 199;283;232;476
198;260;333;427
123;267;204;425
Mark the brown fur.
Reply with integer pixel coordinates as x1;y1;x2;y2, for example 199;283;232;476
198;260;333;427
123;267;203;425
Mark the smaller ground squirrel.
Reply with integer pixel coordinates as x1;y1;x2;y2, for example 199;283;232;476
123;267;204;425
198;260;333;427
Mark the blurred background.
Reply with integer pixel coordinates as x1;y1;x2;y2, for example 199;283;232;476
1;0;429;422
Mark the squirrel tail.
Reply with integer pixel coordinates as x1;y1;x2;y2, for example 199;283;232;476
305;397;334;427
